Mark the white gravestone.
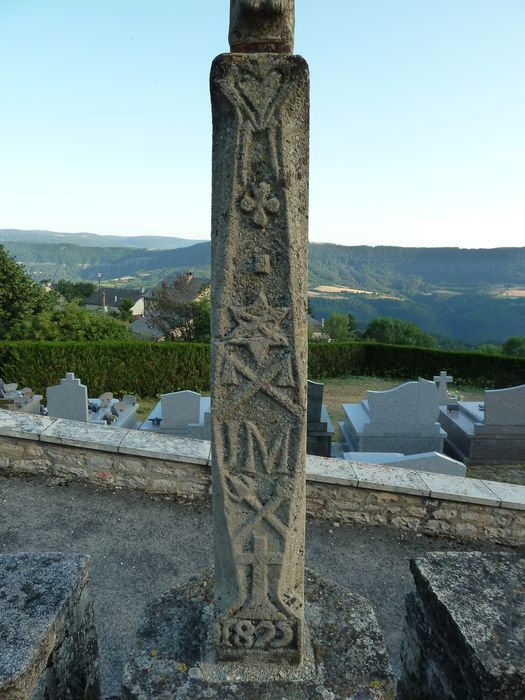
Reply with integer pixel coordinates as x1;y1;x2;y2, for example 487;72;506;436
433;371;453;406
340;378;446;455
47;373;89;423
440;383;525;465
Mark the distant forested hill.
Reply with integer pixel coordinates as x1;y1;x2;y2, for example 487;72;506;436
308;245;525;292
3;237;525;344
0;229;203;250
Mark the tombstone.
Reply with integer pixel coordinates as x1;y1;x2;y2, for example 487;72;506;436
343;450;466;477
307;380;334;457
161;390;201;429
340;378;446;455
433;370;453;406
122;4;395;696
439;383;525;465
140;391;210;439
46;372;88;423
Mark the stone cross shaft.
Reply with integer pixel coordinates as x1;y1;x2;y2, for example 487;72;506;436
210;0;308;667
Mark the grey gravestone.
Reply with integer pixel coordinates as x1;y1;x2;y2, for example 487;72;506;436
161;390;201;429
439;383;525;465
46;372;89;423
307;380;323;423
307;380;334;457
123;3;395;696
484;383;525;426
341;378;446;455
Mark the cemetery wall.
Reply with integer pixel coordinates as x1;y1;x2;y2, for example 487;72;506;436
1;413;524;547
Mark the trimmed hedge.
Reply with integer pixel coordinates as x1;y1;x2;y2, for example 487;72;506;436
0;341;210;397
309;341;525;388
0;340;524;397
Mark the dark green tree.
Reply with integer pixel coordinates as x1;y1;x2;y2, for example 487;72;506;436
502;336;525;357
0;245;56;339
363;316;436;348
17;303;130;341
324;312;355;341
118;298;134;323
55;279;97;303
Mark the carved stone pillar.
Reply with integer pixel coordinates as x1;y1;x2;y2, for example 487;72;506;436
210;52;309;665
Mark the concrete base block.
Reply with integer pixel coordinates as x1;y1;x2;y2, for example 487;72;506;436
399;552;525;699
0;552;101;700
122;569;396;699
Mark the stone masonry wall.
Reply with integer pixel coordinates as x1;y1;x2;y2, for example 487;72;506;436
306;481;525;547
1;411;525;547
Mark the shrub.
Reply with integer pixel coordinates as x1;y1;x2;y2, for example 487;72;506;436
0;341;210;396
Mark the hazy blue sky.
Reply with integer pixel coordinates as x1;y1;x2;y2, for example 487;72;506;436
1;1;524;247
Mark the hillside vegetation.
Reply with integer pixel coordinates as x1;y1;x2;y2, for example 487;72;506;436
4;234;525;345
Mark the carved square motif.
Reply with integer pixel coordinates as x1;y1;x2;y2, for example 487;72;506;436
254;254;270;275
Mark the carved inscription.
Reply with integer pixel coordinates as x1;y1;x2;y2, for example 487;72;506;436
220;619;295;649
211;51;308;664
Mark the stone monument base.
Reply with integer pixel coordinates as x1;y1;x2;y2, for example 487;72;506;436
0;552;100;700
122;569;395;699
399;552;525;699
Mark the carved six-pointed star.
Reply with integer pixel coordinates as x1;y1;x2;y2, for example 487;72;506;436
226;291;289;365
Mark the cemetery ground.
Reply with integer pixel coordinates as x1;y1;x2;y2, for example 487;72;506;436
135;374;525;486
1;472;519;699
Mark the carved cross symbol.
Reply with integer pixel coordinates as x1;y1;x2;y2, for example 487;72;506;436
237;534;282;618
241;182;280;229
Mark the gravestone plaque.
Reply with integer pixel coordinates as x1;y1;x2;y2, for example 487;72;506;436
211;0;309;666
46;372;88;423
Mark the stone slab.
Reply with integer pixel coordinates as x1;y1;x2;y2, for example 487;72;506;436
344;452;405;465
386;452;466;477
480;479;525;511
120;429;211;465
418;472;500;505
306;455;358;486
122;569;396;699
40;418;129;452
0;552;100;699
352;463;430;496
0;409;57;440
399;552;525;699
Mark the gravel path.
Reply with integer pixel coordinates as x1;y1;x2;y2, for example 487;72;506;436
0;474;517;698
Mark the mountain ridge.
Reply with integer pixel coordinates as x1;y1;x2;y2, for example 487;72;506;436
2;231;525;345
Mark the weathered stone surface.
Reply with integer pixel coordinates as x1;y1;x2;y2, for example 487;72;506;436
122;569;396;699
229;0;294;54
399;552;525;699
210;51;309;665
0;552;100;699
